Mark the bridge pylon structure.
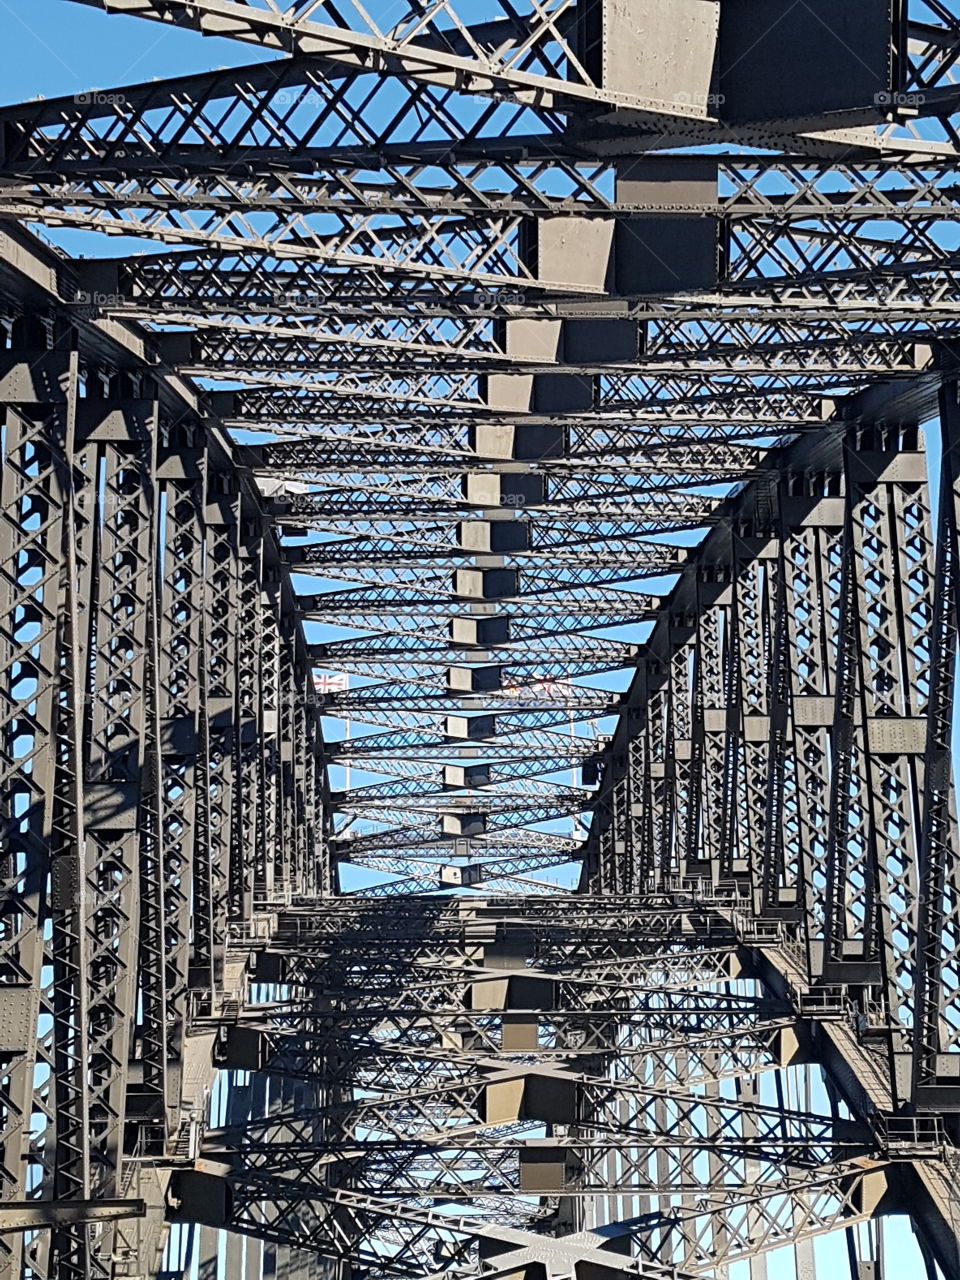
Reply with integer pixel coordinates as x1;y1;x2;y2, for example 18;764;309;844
5;1;960;1277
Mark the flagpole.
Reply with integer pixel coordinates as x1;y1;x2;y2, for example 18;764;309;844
342;673;351;793
316;670;352;793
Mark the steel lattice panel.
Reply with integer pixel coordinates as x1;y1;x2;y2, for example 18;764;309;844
3;2;960;1279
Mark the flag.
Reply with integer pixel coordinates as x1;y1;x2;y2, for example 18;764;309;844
532;678;574;702
502;678;575;704
314;672;349;694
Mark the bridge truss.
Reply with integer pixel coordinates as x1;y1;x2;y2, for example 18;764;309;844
4;0;960;1277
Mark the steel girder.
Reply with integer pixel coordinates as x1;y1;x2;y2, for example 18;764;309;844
6;2;960;1280
47;0;960;142
0;224;327;1279
176;895;953;1279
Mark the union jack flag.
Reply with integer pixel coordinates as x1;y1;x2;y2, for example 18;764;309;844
314;672;349;694
501;677;574;704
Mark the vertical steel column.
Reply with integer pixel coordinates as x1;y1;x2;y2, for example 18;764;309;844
914;373;960;1102
301;688;323;899
195;463;240;1001
155;416;207;1134
734;549;777;910
699;570;733;880
668;612;699;881
626;699;654;891
276;601;298;898
259;562;283;904
0;315;84;1279
779;483;845;968
759;524;792;919
77;370;158;1269
289;645;311;896
47;333;97;1280
133;383;169;1161
232;512;263;925
823;433;885;991
648;676;674;886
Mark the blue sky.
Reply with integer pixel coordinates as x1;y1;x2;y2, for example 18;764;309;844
4;5;953;1275
0;0;271;104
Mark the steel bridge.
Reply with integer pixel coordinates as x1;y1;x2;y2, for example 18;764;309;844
7;1;960;1277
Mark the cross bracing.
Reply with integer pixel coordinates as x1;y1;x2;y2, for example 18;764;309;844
7;2;960;1279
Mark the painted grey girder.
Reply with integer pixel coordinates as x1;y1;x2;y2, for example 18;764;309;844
6;3;960;1280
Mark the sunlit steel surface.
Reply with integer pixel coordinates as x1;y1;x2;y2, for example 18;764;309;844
4;2;960;1277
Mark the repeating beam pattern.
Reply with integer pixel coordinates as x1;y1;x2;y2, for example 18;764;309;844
4;2;960;1280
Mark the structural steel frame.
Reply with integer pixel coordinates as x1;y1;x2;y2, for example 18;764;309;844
5;2;960;1279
